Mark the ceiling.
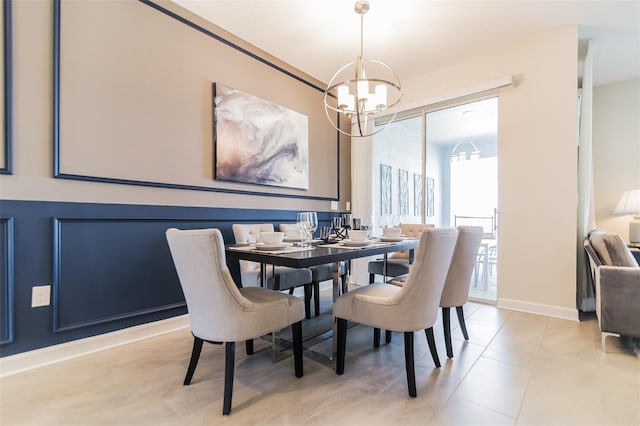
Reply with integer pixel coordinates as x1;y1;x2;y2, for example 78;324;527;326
173;0;640;88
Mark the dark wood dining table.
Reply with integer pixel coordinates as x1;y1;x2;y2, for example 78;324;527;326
225;238;419;366
225;238;418;299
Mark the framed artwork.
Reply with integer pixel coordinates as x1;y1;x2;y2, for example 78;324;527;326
213;82;309;189
426;177;435;217
380;164;392;215
399;169;409;215
413;173;422;216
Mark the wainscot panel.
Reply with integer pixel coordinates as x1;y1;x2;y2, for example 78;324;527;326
0;200;343;356
0;217;14;344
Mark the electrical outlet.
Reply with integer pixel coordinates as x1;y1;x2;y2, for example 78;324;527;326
346;202;351;211
330;201;338;210
32;285;51;308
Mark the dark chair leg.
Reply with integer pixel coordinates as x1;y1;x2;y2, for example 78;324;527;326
442;307;453;359
245;339;253;356
385;330;393;344
289;288;295;295
184;337;204;385
303;285;312;319
373;327;381;348
291;321;304;378
456;305;469;340
222;341;235;415
336;318;348;375
404;331;417;398
313;281;321;317
341;274;348;294
425;327;441;368
369;273;375;284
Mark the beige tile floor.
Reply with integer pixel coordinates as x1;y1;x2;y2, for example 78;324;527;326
1;296;639;425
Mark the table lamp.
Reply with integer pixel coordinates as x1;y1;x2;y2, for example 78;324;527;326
614;188;640;244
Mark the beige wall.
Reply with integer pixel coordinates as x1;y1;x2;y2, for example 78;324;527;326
593;78;640;241
394;27;580;319
1;0;350;212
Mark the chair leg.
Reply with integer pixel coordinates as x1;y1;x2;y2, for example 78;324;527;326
313;281;321;317
385;330;393;344
336;318;348;375
442;307;453;359
222;341;235;415
373;328;381;348
303;285;312;319
292;321;304;378
369;273;375;284
456;305;469;340
425;327;441;368
245;339;253;356
289;288;295;295
404;331;417;398
183;337;204;385
341;274;348;294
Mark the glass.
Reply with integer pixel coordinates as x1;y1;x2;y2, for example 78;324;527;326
297;212;318;246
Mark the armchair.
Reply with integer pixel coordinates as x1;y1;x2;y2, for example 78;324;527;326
584;229;640;350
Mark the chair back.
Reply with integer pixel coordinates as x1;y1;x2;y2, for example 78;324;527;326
232;224;275;286
440;226;484;308
166;228;253;341
391;223;435;259
587;229;638;267
390;227;458;329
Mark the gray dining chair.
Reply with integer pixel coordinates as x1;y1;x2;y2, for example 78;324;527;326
439;226;484;358
280;223;347;316
368;223;434;283
334;227;458;398
165;227;304;415
232;223;314;318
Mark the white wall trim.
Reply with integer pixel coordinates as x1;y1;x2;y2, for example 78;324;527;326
0;315;190;378
498;298;579;322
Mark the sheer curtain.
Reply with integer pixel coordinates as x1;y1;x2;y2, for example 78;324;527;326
577;40;596;312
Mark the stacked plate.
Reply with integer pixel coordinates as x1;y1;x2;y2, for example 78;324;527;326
255;243;291;251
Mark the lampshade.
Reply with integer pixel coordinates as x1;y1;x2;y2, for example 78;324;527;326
323;1;402;138
614;188;640;244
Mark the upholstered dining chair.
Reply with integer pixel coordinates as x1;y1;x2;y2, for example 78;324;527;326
280;223;347;316
368;223;434;283
334;227;458;398
165;228;304;415
232;223;314;318
439;226;484;358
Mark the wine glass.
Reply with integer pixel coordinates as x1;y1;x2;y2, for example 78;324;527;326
307;212;318;241
297;212;311;246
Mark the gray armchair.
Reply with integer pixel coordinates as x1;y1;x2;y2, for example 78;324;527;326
584;229;640;350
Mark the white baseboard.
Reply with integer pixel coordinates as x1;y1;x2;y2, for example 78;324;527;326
498;298;579;322
0;315;190;378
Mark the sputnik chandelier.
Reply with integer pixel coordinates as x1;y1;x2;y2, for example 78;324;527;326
323;1;403;138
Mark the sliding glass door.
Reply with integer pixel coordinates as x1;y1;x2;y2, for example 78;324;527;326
425;97;498;301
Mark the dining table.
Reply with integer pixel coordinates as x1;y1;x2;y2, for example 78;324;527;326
225;237;419;366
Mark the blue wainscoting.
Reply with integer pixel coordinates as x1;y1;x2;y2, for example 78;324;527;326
0;200;343;357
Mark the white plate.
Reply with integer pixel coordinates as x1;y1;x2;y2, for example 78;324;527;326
255;243;291;251
342;240;372;247
283;237;302;242
379;236;405;242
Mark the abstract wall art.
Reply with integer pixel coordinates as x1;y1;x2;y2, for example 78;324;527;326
426;177;435;217
213;83;309;189
399;169;409;215
380;163;392;215
413;173;422;216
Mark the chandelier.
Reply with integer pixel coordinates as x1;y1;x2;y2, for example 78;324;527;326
323;1;402;138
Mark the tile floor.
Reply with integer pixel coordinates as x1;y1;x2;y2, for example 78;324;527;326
1;295;639;425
